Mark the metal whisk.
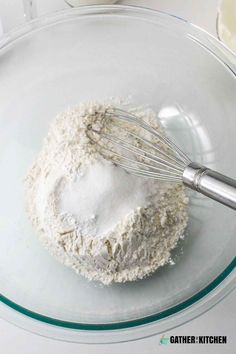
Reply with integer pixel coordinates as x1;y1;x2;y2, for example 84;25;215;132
91;107;236;210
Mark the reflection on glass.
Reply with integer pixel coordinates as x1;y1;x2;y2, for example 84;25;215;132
23;0;37;21
158;104;215;165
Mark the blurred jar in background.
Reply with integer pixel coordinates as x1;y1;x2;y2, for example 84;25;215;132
0;0;118;33
217;0;236;52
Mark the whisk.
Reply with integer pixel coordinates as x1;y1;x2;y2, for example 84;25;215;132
91;107;236;210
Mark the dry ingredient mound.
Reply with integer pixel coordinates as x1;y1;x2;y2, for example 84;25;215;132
25;102;188;285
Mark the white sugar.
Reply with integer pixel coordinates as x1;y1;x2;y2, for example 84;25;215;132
59;160;149;236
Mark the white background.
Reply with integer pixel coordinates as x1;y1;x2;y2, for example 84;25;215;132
0;1;235;353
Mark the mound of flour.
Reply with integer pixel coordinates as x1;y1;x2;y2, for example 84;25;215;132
25;102;188;284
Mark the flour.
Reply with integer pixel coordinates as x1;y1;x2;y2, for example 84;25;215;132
25;102;188;285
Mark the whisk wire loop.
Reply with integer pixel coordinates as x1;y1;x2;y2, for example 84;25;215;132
110;120;186;169
106;108;191;165
92;107;236;210
99;108;191;180
101;132;184;175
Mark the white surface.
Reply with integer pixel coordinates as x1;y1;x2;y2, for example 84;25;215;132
0;0;235;353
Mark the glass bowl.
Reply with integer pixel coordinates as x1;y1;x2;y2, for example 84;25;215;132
0;5;235;343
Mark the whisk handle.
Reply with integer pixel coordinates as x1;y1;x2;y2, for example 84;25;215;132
183;162;236;210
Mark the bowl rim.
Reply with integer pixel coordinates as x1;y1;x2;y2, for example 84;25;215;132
0;4;235;341
1;260;235;330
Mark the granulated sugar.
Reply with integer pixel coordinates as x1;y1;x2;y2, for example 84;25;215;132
60;160;150;236
25;102;188;284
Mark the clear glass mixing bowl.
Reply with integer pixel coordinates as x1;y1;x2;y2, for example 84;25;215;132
0;5;235;343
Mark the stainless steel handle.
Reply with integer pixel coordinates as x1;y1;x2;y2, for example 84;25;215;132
183;162;236;210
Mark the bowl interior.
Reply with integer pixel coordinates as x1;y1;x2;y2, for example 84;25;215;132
0;7;235;326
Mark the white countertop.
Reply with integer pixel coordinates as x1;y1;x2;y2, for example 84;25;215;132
0;1;235;353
